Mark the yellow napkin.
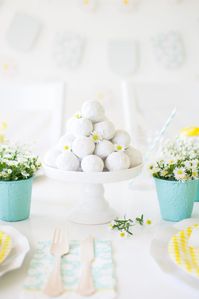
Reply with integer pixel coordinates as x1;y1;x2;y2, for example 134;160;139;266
0;231;12;264
168;224;199;278
180;127;199;137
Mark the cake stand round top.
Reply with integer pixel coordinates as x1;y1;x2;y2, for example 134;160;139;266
43;164;143;184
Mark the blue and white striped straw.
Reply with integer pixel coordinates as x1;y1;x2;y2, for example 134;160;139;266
144;107;177;162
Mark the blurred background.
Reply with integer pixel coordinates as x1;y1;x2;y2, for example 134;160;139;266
0;0;198;155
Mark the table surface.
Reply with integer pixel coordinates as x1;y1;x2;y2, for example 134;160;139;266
0;176;199;299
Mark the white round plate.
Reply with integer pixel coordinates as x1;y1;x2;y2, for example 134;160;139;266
43;164;143;184
150;219;199;290
0;225;30;277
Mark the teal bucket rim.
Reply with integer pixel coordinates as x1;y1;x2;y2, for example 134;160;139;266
153;177;199;184
0;176;33;184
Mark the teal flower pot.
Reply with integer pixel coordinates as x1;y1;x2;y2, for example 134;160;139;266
194;181;199;202
154;178;198;222
0;177;33;222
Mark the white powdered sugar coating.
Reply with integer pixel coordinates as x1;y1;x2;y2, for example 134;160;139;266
72;136;95;158
57;133;75;151
56;151;80;171
112;130;131;147
81;100;105;122
126;146;142;167
94;120;115;140
66;117;93;137
95;140;114;159
81;155;104;172
105;151;130;171
44;148;61;167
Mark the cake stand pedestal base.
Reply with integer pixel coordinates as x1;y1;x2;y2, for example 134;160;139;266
67;183;117;225
44;164;142;225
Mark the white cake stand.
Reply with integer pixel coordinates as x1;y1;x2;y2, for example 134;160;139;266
44;164;142;225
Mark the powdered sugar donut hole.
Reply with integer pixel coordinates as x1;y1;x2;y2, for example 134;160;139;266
94;120;115;140
44;148;61;167
126;146;142;167
81;155;104;172
95;140;114;159
56;151;80;171
57;133;75;151
72;136;95;158
67;117;93;137
105;152;130;171
81;100;105;122
112;130;131;147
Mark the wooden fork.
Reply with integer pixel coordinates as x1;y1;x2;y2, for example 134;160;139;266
43;228;69;297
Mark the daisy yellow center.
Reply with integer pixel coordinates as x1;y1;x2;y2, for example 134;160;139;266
177;169;183;175
116;145;123;151
92;134;99;141
123;0;129;5
64;145;70;151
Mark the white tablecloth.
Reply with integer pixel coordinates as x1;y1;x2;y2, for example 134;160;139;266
0;177;199;299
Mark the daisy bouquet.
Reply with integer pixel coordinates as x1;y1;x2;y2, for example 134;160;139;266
0;143;41;181
149;137;199;181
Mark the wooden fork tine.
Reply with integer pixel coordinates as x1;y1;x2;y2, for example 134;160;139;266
56;229;61;244
52;228;60;244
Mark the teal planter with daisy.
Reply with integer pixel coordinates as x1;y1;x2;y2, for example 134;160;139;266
149;157;199;222
0;177;33;221
154;178;197;222
0;144;41;222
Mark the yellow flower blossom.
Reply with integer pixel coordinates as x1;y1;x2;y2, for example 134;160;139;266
119;231;127;238
146;219;152;225
63;145;71;151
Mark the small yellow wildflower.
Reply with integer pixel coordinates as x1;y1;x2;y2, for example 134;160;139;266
146;219;152;225
63;145;71;151
119;231;127;238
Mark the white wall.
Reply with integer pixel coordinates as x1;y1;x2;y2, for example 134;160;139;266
0;0;199;129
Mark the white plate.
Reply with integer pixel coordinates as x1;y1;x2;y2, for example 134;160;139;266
44;164;143;184
0;225;30;277
150;219;199;290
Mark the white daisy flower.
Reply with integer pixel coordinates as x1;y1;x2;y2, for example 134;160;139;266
91;131;102;143
114;144;125;152
160;170;168;177
192;170;198;179
174;167;186;181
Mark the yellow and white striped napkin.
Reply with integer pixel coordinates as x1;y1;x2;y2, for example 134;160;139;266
0;231;12;264
168;224;199;278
